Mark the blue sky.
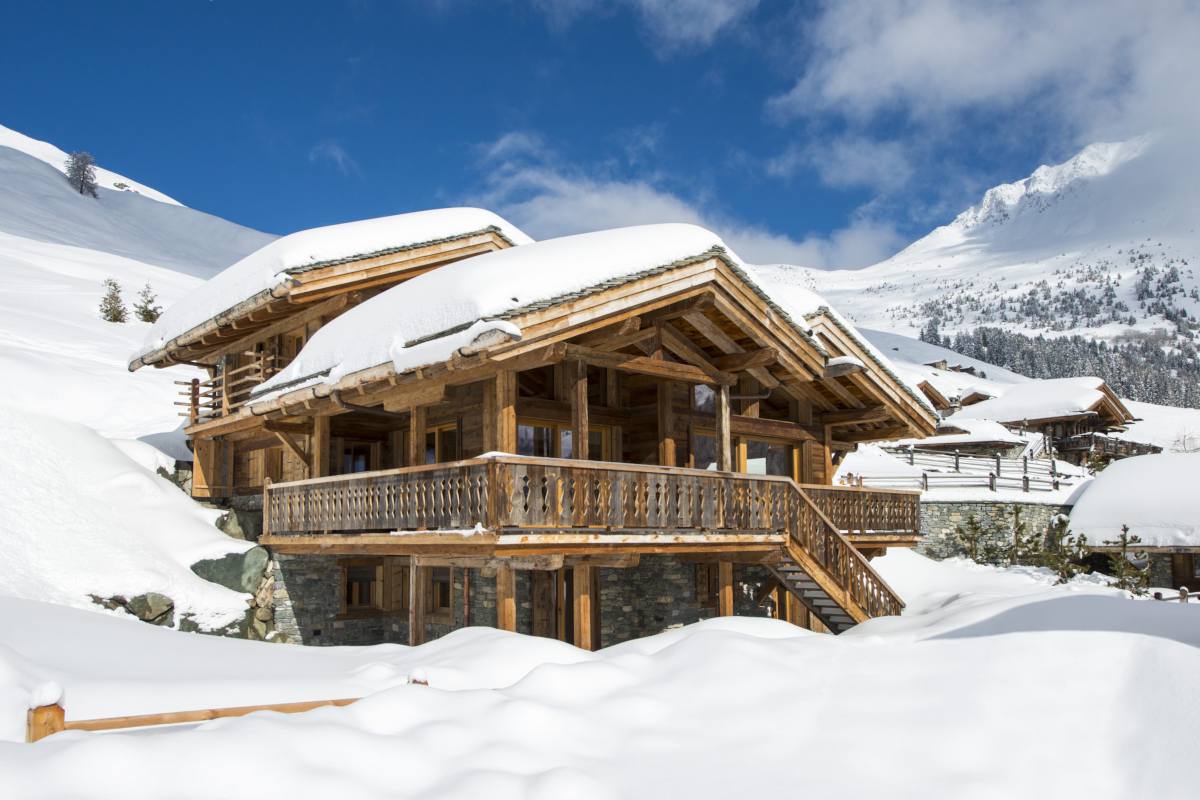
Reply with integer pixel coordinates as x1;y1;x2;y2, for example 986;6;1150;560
2;1;1191;267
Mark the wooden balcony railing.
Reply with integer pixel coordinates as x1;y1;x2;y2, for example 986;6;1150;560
264;455;915;620
177;353;281;424
798;484;921;535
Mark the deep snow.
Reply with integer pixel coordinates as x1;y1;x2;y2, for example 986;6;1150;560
1;551;1197;799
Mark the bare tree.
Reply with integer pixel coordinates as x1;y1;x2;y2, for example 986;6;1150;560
65;151;99;197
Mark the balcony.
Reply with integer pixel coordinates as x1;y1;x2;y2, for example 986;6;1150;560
261;455;920;622
177;352;282;424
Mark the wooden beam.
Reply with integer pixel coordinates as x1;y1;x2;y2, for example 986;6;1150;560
570;359;589;460
408;562;426;646
495;563;517;632
495;369;517;453
532;570;555;638
272;430;308;466
263;420;314;436
572;564;594;650
718;561;734;616
564;343;735;386
656;322;736;385
710;348;777;372
716;383;732;471
817;405;889;426
657;380;676;467
575;323;655;352
310;415;330;477
408;405;427;466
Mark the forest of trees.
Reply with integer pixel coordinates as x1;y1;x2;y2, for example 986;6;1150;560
920;324;1200;409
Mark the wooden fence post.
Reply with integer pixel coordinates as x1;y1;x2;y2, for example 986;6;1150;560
26;704;65;743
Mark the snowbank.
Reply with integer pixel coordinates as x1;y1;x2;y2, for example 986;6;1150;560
1069;453;1200;546
135;207;532;363
1118;400;1200;453
1;551;1198;798
892;418;1026;448
0;405;251;629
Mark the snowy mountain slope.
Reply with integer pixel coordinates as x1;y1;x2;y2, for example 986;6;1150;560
0;126;274;275
790;136;1200;344
0;123;272;625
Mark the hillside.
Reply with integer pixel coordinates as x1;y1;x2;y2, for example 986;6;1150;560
761;137;1200;406
0;124;272;626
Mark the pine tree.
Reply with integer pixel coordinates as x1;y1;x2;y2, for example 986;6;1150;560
99;278;127;323
1103;525;1149;596
1042;516;1091;584
133;282;162;323
65;151;99;197
954;514;989;561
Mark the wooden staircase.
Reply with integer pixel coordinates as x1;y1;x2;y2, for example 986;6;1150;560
768;550;858;633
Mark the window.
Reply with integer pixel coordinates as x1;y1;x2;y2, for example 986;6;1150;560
694;564;719;607
340;558;408;616
425;422;461;464
517;419;609;460
743;439;793;478
343;563;383;612
693;385;715;414
342;441;373;474
693;433;718;471
428;567;453;624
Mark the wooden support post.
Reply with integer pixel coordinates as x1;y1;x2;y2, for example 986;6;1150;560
495;563;517;631
310;415;330;477
570;359;589;460
657;380;676;467
715;384;732;472
718;561;734;616
408;561;426;646
573;564;594;650
408;406;427;466
27;703;65;743
531;570;555;637
495;370;518;454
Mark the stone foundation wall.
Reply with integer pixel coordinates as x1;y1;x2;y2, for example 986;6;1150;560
1148;554;1174;589
596;556;774;648
273;553;778;647
919;500;1073;559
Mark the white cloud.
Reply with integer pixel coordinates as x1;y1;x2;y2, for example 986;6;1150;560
468;132;903;268
534;0;757;52
768;136;914;193
307;141;361;177
771;0;1200;143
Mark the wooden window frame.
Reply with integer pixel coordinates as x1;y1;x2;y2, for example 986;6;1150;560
694;564;720;608
426;566;454;625
517;417;611;461
425;420;462;464
338;557;409;619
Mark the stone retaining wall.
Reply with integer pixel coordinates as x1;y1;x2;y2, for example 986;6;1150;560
919;500;1073;559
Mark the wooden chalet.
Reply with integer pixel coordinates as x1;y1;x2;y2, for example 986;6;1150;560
131;214;937;648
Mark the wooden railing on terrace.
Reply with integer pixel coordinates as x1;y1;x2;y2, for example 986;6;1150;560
264;455;915;619
177;353;281;424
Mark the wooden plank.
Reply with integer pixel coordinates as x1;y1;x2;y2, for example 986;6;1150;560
570;359;589;460
272;430;308;468
710;348;777;372
657;321;736;384
495;563;517;632
572;564;594;650
495;369;517;453
532;570;555;638
718;561;734;616
408;562;426;645
26;704;65;742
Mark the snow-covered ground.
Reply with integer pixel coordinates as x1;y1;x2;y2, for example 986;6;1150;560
0;125;269;622
1;551;1197;798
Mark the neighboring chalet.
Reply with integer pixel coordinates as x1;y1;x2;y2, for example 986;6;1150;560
1070;454;1200;591
131;211;936;648
946;377;1158;465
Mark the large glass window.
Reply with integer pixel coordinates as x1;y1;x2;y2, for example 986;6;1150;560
518;423;556;457
518;420;608;460
425;423;460;464
693;385;715;414
693;433;718;470
744;439;793;477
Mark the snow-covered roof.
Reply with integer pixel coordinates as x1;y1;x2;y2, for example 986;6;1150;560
132;207;531;364
891;418;1026;448
252;223;836;402
1070;454;1200;547
947;377;1124;425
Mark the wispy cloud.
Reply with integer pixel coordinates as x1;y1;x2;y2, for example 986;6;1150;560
307;140;362;177
534;0;758;54
466;131;903;268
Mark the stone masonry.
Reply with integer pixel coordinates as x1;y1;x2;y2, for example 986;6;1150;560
919;500;1073;559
